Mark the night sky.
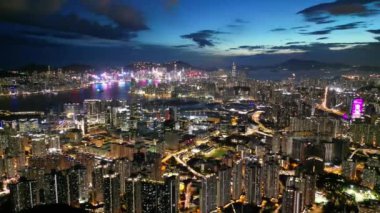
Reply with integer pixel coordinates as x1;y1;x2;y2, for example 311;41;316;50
0;0;380;68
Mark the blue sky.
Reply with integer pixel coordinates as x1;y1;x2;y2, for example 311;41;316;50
0;0;379;67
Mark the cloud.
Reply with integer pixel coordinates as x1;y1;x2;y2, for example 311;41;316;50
286;41;305;45
298;0;380;23
228;42;370;55
235;18;249;24
317;37;329;40
173;44;194;48
301;21;365;35
0;0;148;40
163;0;179;10
270;28;287;32
302;29;331;35
291;25;310;30
375;37;380;41
368;29;380;34
80;0;148;31
181;30;225;48
304;16;336;24
227;18;249;29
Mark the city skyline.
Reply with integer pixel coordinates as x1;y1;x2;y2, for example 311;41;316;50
1;0;380;68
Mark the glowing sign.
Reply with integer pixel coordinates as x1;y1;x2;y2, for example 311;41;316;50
351;98;364;120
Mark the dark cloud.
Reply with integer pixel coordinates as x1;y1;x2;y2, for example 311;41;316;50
368;29;380;34
291;25;310;30
298;0;379;23
375;37;380;41
0;0;65;15
270;28;287;32
181;30;225;48
80;0;148;31
229;42;371;55
0;33;59;47
304;16;336;24
302;29;332;35
227;18;249;28
0;0;148;40
173;44;194;48
235;18;249;24
317;37;328;40
286;41;305;45
302;21;364;35
329;21;365;30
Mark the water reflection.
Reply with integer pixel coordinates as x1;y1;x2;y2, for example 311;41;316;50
0;82;131;112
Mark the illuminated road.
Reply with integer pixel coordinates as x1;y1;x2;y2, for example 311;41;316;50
349;148;380;159
250;111;274;135
316;86;345;117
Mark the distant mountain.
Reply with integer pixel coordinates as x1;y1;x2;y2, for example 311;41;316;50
275;59;348;70
14;63;50;72
61;64;94;72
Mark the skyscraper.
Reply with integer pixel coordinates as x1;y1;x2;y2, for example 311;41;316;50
217;166;232;207
231;160;243;200
245;158;264;206
231;62;237;78
103;173;121;213
200;174;217;213
9;178;38;212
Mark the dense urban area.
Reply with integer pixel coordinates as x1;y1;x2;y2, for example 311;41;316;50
0;62;379;213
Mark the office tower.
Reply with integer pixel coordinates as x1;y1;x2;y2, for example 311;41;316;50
231;62;237;78
43;170;69;205
217;166;232;207
245;159;264;206
264;159;280;199
103;173;121;213
9;178;38;212
200;174;217;213
232;160;243;200
47;135;60;151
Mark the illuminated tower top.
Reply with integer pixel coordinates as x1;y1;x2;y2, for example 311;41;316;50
232;62;237;78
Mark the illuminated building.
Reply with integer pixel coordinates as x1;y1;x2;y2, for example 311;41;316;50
245;159;264;205
231;62;237;78
103;173;121;213
68;165;88;205
31;136;47;156
125;177;173;213
43;170;69;205
9;178;38;212
282;186;303;213
92;164;109;202
342;159;357;180
200;174;217;213
231;160;243;200
263;158;280;199
350;97;364;120
216;166;232;207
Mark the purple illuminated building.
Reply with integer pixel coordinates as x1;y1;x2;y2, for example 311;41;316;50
351;98;364;120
